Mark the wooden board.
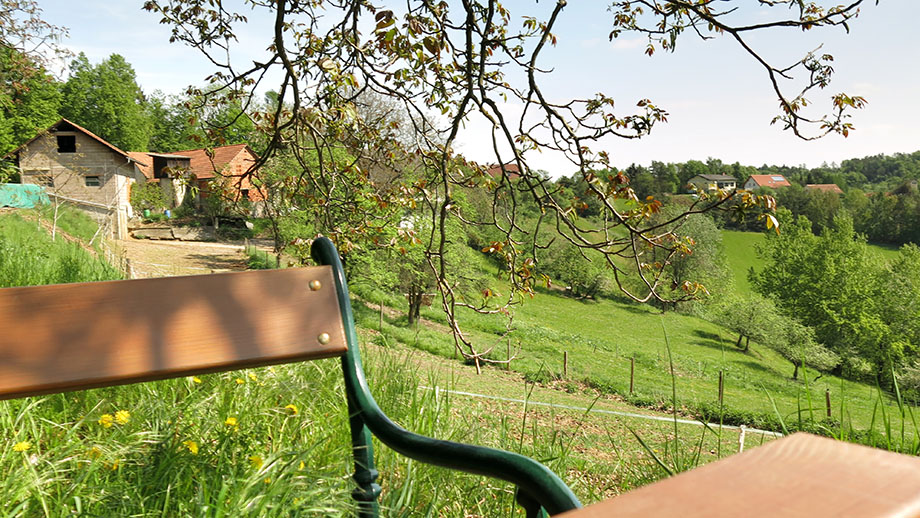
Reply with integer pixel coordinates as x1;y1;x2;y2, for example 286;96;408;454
558;433;920;518
0;267;348;399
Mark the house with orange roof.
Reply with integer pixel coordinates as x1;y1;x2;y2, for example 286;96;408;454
168;144;264;207
743;174;791;190
805;183;844;195
4;118;149;238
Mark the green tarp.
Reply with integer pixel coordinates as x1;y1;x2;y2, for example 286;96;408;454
0;184;49;209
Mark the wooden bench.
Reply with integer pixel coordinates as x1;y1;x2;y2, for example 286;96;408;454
0;237;581;517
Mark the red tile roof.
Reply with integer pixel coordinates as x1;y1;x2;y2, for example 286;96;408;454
486;162;521;179
805;184;844;194
747;174;791;189
170;144;256;179
127;152;154;179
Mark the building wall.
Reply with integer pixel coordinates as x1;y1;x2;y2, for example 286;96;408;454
18;131;141;238
224;149;264;202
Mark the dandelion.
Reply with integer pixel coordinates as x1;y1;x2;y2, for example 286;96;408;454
88;446;102;459
298;461;305;470
284;404;299;416
249;455;263;469
182;440;199;455
98;414;114;428
263;477;272;484
110;459;120;471
248;372;258;382
114;410;130;425
12;441;31;452
235;378;245;385
224;416;238;429
191;376;202;384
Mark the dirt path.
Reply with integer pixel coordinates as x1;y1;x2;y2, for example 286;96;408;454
117;238;255;278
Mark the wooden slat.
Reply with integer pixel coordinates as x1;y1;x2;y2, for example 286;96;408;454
558;433;920;518
0;267;347;399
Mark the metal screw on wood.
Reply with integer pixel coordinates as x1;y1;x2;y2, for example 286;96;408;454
317;333;331;345
309;280;322;291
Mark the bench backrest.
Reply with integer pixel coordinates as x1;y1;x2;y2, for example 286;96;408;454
0;267;347;400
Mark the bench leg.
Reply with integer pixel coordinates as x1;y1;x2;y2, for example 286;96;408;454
348;395;382;517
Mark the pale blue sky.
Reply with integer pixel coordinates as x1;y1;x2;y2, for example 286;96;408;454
35;0;919;176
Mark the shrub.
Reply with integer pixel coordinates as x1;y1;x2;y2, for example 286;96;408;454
130;182;168;213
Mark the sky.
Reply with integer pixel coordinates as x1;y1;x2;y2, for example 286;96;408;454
34;0;920;177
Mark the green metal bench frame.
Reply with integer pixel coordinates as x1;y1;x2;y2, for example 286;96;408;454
0;237;581;516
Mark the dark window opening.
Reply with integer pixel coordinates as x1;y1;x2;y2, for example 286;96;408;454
57;135;76;153
85;176;101;187
240;189;249;200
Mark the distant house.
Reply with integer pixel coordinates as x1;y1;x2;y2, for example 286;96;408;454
686;174;736;193
170;144;265;208
5;120;266;239
744;174;791;190
4;118;148;239
805;184;844;195
486;162;521;180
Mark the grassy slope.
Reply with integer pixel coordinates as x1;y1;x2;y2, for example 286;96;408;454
0;212;746;515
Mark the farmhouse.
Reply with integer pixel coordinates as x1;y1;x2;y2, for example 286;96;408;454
744;174;791;190
805;183;844;195
5;119;147;239
170;144;265;209
686;174;737;193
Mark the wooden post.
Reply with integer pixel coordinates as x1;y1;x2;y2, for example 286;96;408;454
629;357;635;395
276;254;281;269
825;388;832;418
718;370;724;404
125;258;134;280
563;351;568;378
378;303;383;331
507;337;511;371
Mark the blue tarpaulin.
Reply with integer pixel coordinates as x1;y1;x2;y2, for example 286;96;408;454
0;184;50;209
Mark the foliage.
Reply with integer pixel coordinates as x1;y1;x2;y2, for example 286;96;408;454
0;47;60;155
539;242;610;300
751;211;907;384
60;53;152;152
130;181;168;213
142;0;874;365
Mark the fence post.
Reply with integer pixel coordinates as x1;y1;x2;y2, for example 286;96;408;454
629;357;635;395
718;370;724;404
825;388;832;418
563;351;568;378
125;258;134;279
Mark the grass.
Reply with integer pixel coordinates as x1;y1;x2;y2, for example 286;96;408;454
721;230;766;295
245;245;279;270
0;212;121;287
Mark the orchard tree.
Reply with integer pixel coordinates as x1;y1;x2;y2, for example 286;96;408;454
0;47;60;155
144;0;873;365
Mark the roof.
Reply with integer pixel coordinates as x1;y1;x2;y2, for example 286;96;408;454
746;174;791;189
486;162;521;179
689;174;737;182
170;144;257;179
806;184;844;194
127;152;154;179
4;118;138;164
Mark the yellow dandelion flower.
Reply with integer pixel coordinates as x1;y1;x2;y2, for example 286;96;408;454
110;459;120;471
248;372;258;382
298;461;305;470
192;376;202;384
182;440;199;455
224;416;238;428
235;378;245;385
98;414;114;428
284;404;298;416
88;446;102;459
114;410;130;425
249;455;263;469
263;477;272;484
12;441;31;452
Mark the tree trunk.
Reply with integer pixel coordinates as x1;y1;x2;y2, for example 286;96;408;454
735;334;744;349
743;336;750;353
792;362;800;380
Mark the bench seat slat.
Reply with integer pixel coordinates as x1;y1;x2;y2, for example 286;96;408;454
0;267;347;400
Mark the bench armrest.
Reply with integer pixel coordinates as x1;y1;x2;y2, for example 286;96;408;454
312;237;581;516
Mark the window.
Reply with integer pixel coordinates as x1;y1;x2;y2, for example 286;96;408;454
34;174;54;187
57;135;76;153
85;176;101;187
240;189;249;200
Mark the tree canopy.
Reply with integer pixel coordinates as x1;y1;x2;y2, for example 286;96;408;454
139;0;875;363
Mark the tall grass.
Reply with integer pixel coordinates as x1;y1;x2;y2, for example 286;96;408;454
0;213;120;287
